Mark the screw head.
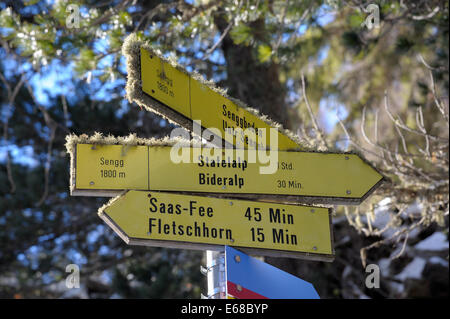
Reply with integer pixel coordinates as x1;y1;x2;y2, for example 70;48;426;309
346;190;351;195
89;181;94;185
234;255;241;263
229;202;233;206
236;284;242;292
313;246;317;251
345;156;349;160
310;209;315;213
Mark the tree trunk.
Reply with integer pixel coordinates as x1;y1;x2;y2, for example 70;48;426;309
214;15;300;276
214;16;290;128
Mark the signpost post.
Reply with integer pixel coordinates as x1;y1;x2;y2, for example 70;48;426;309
203;250;226;299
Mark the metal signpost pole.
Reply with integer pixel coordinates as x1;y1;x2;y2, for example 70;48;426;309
204;250;226;299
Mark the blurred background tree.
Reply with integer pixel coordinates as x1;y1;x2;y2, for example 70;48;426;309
0;0;448;298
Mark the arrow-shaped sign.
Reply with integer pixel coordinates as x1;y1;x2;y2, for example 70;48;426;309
99;191;334;261
123;37;300;151
71;143;384;205
225;246;320;299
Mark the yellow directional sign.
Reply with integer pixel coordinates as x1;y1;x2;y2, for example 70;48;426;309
72;143;384;205
140;47;191;118
99;190;334;261
134;45;300;151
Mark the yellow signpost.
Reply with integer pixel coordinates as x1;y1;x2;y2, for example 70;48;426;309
140;47;191;118
99;190;334;261
137;46;300;150
67;37;387;288
72;143;383;204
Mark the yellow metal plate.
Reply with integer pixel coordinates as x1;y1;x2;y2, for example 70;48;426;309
73;144;383;203
190;79;299;150
75;144;148;190
101;191;333;256
139;46;299;151
140;47;191;117
148;146;383;199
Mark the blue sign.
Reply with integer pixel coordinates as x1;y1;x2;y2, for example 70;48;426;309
225;246;320;299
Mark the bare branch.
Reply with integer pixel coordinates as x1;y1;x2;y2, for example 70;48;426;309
36;125;56;207
203;0;244;61
0;73;25;193
428;69;449;126
384;91;447;142
391;232;409;260
273;0;291;52
410;6;440;21
300;73;328;150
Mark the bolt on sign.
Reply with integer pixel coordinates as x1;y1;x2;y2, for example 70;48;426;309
99;191;334;261
123;34;300;151
70;143;384;205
